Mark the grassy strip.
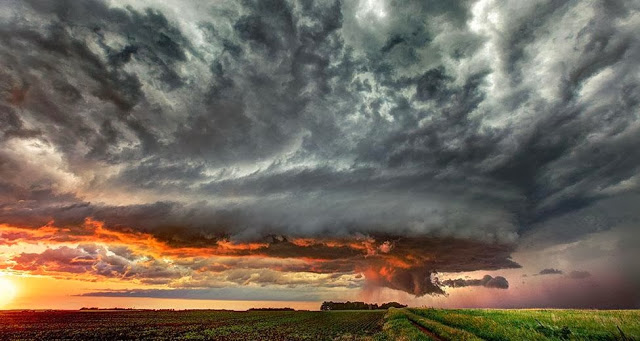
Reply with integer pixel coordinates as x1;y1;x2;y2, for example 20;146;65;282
384;308;434;341
409;308;552;341
409;308;640;341
405;310;484;341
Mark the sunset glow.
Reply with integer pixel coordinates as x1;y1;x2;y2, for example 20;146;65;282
0;277;17;307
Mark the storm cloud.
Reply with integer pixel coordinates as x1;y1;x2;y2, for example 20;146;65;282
538;268;563;275
440;275;509;289
1;0;639;301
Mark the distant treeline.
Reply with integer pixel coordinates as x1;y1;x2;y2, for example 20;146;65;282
80;307;138;311
79;307;175;311
320;301;407;311
247;308;295;311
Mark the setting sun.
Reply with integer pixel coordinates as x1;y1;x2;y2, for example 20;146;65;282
0;277;17;307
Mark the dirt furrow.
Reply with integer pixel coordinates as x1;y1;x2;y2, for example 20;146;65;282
409;319;445;341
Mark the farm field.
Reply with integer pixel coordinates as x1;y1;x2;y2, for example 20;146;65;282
0;309;387;340
1;308;639;340
403;308;640;341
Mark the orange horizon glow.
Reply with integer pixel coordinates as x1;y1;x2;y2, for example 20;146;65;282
0;274;324;311
0;221;413;310
0;276;18;308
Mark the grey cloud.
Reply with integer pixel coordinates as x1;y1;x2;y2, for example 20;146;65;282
520;194;640;249
24;0;191;90
539;268;563;275
440;275;509;289
0;0;194;168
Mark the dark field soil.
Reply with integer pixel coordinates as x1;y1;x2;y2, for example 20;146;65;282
0;310;387;340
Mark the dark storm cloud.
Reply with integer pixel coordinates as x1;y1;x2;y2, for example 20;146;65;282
1;0;640;300
520;194;640;249
23;0;191;90
329;236;519;296
539;268;563;275
440;275;509;289
484;1;640;225
0;0;193;167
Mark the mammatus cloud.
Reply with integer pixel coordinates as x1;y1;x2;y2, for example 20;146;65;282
1;0;639;303
440;275;509;289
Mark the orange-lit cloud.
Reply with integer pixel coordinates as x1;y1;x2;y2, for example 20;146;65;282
1;220;520;296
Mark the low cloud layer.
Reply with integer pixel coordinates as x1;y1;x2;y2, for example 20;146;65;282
78;288;323;302
0;225;519;296
1;0;639;304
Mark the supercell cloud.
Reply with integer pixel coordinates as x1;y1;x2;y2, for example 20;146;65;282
0;0;639;305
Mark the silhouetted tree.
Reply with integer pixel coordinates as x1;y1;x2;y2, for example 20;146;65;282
320;301;406;310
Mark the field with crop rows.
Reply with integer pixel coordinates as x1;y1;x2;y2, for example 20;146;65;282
1;308;639;340
0;309;387;340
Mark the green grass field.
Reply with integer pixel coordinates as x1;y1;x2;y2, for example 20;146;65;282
0;308;638;340
405;308;640;341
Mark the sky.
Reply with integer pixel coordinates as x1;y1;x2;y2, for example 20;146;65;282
0;0;639;310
